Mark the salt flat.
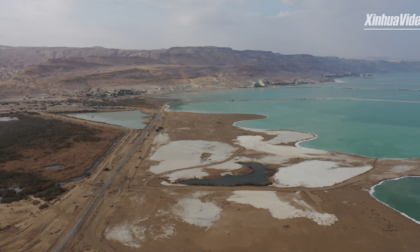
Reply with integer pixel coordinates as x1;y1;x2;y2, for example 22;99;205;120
239;128;314;145
273;160;372;188
227;191;338;226
152;133;170;146
164;168;209;182
149;140;237;174
172;192;221;228
236;135;328;158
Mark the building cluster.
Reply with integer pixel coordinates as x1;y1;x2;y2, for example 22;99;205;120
85;88;147;98
323;72;373;78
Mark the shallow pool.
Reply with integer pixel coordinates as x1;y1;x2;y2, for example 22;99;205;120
66;110;148;129
178;163;275;186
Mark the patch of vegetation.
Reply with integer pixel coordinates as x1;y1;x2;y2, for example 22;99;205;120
0;113;103;163
39;203;49;209
0;170;66;203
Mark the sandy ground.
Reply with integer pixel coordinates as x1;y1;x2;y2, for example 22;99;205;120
2;110;420;252
94;111;420;252
0;106;155;251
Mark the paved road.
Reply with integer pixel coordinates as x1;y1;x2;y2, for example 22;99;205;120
52;111;161;252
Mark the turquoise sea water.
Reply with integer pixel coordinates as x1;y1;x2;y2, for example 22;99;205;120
371;177;420;224
66;110;148;129
170;99;420;158
165;73;420;158
163;72;420;224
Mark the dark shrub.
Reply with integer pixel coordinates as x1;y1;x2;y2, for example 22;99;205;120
0;170;66;203
39;203;49;210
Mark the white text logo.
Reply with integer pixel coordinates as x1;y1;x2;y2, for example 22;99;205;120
364;14;420;30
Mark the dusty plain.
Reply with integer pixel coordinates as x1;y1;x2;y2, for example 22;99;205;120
69;112;420;251
2;45;420;252
0;100;420;252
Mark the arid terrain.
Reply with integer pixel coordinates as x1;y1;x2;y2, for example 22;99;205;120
1;105;420;252
1;45;420;252
2;45;420;101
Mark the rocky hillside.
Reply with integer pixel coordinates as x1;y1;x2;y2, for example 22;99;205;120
1;45;420;98
2;45;420;72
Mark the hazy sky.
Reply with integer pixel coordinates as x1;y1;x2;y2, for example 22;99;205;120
1;0;420;60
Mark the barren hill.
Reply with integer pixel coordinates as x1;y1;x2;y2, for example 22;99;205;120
1;45;420;99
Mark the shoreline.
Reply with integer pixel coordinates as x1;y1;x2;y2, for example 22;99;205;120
3;104;420;251
161;108;420;224
166;106;411;160
369;176;420;225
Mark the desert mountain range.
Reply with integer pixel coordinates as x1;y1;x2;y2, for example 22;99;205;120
1;45;420;98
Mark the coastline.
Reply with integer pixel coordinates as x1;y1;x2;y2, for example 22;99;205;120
370;176;420;225
162;106;420;224
3;106;420;251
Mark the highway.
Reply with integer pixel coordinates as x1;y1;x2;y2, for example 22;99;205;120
52;110;161;252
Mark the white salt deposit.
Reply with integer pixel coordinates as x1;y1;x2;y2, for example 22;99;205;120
106;222;146;248
257;155;289;165
240;128;314;145
227;191;338;226
106;218;176;247
164;168;209;183
273;160;372;188
172;192;221;229
149;140;237;174
236;135;327;158
152;224;176;239
207;155;287;172
174;127;190;130
207;157;249;171
161;181;187;186
152;133;170;146
0;117;18;122
390;165;416;173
